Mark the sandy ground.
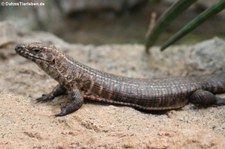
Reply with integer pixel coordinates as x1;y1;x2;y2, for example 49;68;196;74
0;40;225;149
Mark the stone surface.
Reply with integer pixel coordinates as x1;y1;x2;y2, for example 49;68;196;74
0;23;225;148
148;37;225;76
0;21;70;60
187;37;225;73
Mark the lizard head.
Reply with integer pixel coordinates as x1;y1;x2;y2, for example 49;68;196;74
15;42;74;83
15;42;59;66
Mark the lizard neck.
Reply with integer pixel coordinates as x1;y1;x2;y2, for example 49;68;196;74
36;53;82;88
54;55;79;86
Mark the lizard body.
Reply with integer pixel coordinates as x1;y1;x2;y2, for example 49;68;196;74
15;43;225;116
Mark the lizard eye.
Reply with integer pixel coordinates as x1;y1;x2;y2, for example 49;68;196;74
33;48;40;53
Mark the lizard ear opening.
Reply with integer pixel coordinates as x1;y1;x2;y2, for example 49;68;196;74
52;59;56;64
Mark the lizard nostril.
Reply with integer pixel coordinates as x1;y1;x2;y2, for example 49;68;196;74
15;45;24;53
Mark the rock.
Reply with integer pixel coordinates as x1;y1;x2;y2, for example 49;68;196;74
0;21;70;60
187;37;225;74
0;21;21;46
148;37;225;76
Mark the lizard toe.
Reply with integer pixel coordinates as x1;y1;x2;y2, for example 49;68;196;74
36;94;54;102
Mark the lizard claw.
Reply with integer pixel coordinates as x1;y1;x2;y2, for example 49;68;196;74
55;103;68;117
36;94;54;102
55;102;81;117
55;111;67;117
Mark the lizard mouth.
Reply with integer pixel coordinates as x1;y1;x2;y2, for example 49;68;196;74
15;44;51;63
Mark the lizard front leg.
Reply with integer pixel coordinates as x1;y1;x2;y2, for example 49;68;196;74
36;84;67;102
55;87;83;117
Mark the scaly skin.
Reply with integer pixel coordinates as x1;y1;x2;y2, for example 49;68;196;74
15;43;225;116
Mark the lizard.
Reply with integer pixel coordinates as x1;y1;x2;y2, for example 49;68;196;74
15;42;225;116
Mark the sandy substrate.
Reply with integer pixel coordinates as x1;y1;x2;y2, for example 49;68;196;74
0;42;225;149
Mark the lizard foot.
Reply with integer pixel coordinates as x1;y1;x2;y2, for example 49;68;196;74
55;101;82;117
55;102;74;117
36;94;54;102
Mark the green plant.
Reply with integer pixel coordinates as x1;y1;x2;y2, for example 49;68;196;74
145;0;225;53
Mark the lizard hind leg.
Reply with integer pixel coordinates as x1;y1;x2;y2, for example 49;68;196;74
189;89;225;106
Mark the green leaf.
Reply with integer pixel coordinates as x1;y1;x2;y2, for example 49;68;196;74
145;0;197;53
161;0;225;51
